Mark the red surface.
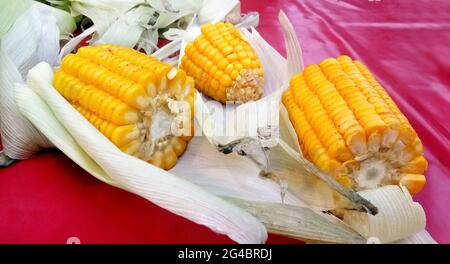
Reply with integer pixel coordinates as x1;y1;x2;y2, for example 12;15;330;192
1;0;449;243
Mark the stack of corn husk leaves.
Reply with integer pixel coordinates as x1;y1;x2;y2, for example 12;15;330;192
0;0;436;243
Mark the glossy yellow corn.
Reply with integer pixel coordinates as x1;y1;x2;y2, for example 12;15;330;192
53;44;195;170
180;22;264;104
282;56;427;194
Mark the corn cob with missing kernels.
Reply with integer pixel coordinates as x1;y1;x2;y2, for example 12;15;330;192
180;22;264;104
283;55;427;194
53;44;195;170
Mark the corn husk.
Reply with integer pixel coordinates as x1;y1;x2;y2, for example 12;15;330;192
70;0;145;36
55;0;231;55
395;229;437;244
228;198;366;244
35;1;76;38
0;3;68;160
92;6;155;48
342;185;426;243
0;0;32;38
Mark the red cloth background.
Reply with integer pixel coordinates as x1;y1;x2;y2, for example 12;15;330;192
1;0;449;243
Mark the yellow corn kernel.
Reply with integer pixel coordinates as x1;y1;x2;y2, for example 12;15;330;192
399;174;426;195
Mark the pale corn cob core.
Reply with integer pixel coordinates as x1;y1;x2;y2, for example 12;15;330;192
180;22;264;104
53;44;195;170
282;56;427;194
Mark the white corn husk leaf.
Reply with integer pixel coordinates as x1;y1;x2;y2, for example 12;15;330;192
58;25;96;62
25;62;268;244
70;0;145;36
2;3;60;77
172;137;304;205
278;11;303;78
93;6;155;48
197;0;239;24
35;2;77;38
228;198;366;244
394;229;437;244
173;132;365;214
0;0;32;38
278;10;431;243
0;53;50;159
15;85;118;187
137;28;159;55
146;0;203;14
0;3;64;159
150;1;198;29
343;186;426;243
226;3;260;30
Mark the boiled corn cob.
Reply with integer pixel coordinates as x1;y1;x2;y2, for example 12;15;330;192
53;44;195;170
180;22;264;104
282;56;427;194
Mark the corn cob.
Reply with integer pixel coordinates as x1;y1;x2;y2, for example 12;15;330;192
180;22;264;104
53;44;195;170
282;56;427;194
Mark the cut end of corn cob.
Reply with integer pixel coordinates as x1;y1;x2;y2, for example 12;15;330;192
282;56;427;194
180;22;264;104
54;44;196;170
